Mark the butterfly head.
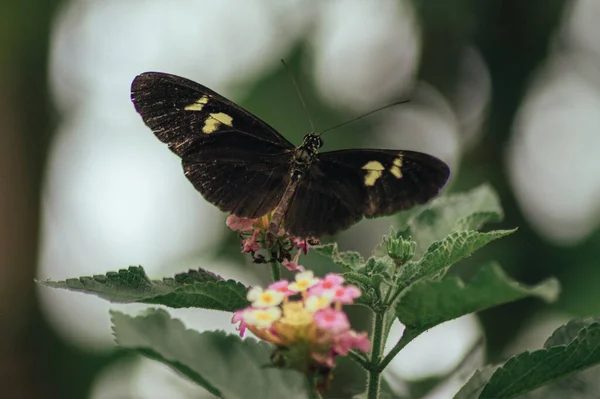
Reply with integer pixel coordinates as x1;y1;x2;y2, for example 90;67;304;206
302;134;323;151
293;134;323;172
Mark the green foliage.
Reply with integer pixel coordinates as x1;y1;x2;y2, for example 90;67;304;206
111;309;306;399
455;318;600;399
315;185;517;312
313;243;365;272
399;229;516;286
544;317;599;347
312;184;567;398
40;266;249;312
396;262;559;335
407;184;503;255
44;183;600;399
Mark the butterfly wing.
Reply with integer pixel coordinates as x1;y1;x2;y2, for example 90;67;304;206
284;149;450;237
182;133;292;218
131;72;295;219
131;72;295;157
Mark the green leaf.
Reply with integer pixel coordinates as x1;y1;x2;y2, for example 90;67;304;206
111;309;306;399
544;317;600;347
142;281;249;311
454;211;502;232
409;184;503;254
503;317;600;399
455;320;600;399
341;272;376;307
453;365;500;399
342;272;373;288
454;318;600;399
313;243;364;272
400;229;516;286
396;262;560;333
39;266;249;312
363;256;394;277
478;322;600;398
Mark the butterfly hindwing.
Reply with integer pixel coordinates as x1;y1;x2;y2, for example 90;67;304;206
283;158;364;237
284;149;450;237
182;132;293;219
131;72;295;157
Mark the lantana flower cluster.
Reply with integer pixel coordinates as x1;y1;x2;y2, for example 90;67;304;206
232;271;371;373
226;214;312;271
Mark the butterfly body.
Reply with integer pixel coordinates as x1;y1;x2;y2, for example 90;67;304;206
131;72;450;243
261;133;314;243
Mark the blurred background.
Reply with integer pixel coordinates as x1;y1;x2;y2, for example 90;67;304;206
2;0;600;398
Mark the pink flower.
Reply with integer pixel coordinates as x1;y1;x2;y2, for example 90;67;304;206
330;285;361;304
232;308;252;337
313;308;350;334
232;276;371;389
333;331;371;355
226;215;254;232
308;273;345;296
242;229;261;253
268;280;294;296
282;258;305;272
292;237;310;254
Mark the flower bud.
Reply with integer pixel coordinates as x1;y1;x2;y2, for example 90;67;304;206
387;235;416;265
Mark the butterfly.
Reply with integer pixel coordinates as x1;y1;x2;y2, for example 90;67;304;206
130;72;450;245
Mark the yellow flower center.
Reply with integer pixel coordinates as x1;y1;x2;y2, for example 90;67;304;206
280;302;313;327
305;294;333;312
260;292;274;304
256;311;273;321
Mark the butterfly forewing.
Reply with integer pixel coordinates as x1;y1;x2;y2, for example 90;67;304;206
131;72;295;157
131;72;295;219
284;150;450;237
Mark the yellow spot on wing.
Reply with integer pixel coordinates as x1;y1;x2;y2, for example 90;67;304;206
184;95;209;111
202;112;234;134
390;166;402;178
390;155;403;178
362;160;384;186
362;161;385;171
212;112;233;126
364;170;382;186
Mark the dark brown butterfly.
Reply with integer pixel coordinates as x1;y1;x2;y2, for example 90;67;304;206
131;72;449;245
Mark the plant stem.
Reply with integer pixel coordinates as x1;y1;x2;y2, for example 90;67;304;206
306;376;322;399
270;262;280;282
366;311;385;399
348;350;370;370
387;281;407;307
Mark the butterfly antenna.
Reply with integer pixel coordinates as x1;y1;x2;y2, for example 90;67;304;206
281;59;317;133
318;99;410;136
